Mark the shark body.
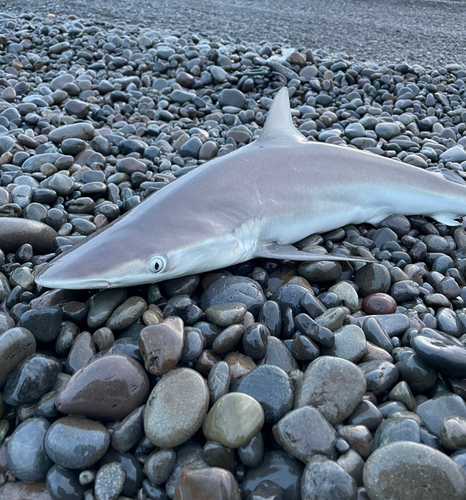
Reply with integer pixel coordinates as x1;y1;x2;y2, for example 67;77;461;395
35;88;466;289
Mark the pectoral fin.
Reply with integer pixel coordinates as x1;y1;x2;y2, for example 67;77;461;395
254;243;375;262
431;214;462;226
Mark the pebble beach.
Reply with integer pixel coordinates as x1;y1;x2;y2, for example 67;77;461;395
1;3;466;500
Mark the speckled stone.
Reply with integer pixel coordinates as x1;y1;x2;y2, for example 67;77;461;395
94;462;126;500
363;442;466;500
203;393;265;448
55;354;149;421
144;368;209;447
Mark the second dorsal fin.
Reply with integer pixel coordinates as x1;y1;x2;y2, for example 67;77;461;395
257;87;306;143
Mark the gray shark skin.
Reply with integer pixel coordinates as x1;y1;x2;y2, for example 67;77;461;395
35;87;466;289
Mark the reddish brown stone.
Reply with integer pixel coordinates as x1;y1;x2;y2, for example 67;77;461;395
55;354;149;421
174;467;241;500
139;317;184;375
362;293;397;315
224;352;256;382
0;482;52;500
196;350;221;377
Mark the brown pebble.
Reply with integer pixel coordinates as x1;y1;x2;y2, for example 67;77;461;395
139;317;184;375
0;218;58;253
195;350;221;377
55;354;149;421
224;352;256;382
362;293;397;315
174;467;241;500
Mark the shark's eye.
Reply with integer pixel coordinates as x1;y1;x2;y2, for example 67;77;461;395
149;257;165;273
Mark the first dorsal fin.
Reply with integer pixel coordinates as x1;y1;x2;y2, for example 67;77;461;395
257;87;306;143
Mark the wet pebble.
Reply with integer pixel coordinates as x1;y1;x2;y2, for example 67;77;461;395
144;368;209;447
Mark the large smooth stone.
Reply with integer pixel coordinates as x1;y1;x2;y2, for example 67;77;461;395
231;365;293;424
55;354;149;421
363;441;466;500
45;417;110;469
302;456;357;500
411;328;466;377
200;276;266;316
203;393;264;448
242;451;304;500
174;467;241;500
49;123;95;143
144;368;209;447
7;417;53;481
0;218;57;253
0;327;36;388
294;356;366;425
274;406;338;463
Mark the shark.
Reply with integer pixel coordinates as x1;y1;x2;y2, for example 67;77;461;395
35;87;466;290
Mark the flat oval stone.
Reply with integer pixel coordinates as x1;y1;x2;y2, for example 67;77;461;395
294;356;367;425
144;368;209;447
87;288;128;328
144;448;176;485
0;327;36;388
362;293;397;315
200;276;266;316
411;328;466;377
45;416;110;469
7;417;53;481
55;354;149;421
242;451;304;500
205;302;247;327
231;365;293;423
203;392;265;448
49;122;95;143
363;441;466;500
105;296;147;331
0;217;57;253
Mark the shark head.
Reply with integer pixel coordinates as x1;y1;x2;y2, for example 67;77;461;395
34;199;254;289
